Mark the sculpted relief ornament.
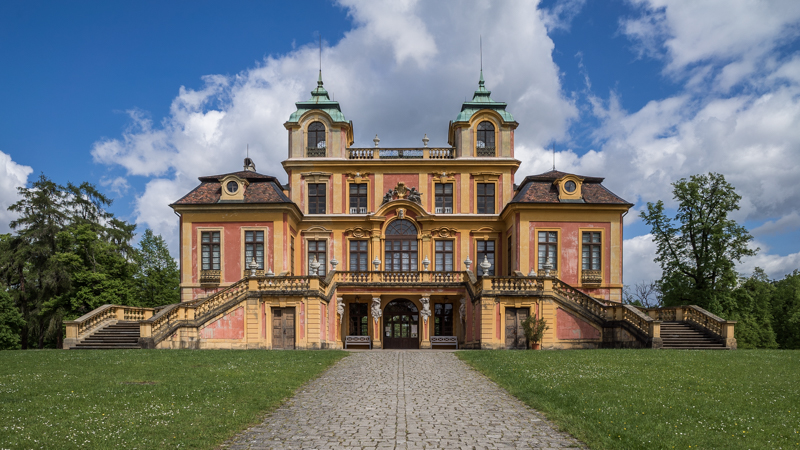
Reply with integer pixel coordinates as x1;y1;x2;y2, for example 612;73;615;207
371;297;382;325
420;296;431;325
381;181;423;206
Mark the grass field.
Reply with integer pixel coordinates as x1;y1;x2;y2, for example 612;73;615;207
0;350;346;449
458;349;800;449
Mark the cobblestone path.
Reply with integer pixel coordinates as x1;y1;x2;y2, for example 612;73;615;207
223;351;583;449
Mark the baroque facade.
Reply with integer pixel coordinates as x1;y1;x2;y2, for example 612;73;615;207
64;72;738;351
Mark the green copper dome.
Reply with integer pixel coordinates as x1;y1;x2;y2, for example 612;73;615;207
454;71;515;123
287;72;348;123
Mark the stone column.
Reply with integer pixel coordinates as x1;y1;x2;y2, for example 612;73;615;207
371;297;383;349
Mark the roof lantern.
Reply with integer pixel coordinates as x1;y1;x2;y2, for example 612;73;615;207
286;71;348;123
454;71;515;123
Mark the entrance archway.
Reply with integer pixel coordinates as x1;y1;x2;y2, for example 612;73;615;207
383;299;420;349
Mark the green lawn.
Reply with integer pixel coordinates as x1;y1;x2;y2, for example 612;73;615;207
458;350;800;450
0;350;346;449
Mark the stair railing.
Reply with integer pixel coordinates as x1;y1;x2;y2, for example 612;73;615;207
63;305;156;348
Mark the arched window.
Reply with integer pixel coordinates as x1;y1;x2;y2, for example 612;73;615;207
476;121;495;156
385;219;418;272
307;121;326;157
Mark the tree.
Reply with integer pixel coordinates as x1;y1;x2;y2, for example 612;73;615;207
720;268;778;349
772;270;800;349
640;173;756;314
622;281;663;308
134;229;179;307
4;175;138;348
0;290;24;350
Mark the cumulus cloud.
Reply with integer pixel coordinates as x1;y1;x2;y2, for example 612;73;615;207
91;0;577;251
91;0;800;283
0;150;34;233
622;234;661;286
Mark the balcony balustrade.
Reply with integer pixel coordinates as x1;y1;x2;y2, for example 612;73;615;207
306;147;327;157
349;207;368;214
581;269;602;285
199;269;220;284
347;147;454;160
476;146;496;157
434;207;453;214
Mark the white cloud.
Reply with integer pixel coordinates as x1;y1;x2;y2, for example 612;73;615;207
740;250;800;280
752;212;800;236
0;150;34;233
92;0;577;253
623;234;661;286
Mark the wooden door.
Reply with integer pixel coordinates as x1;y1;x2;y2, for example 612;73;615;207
272;307;295;349
505;308;528;349
383;299;420;349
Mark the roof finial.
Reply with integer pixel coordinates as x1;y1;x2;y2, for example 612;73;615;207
317;34;323;88
552;143;556;171
479;36;484;88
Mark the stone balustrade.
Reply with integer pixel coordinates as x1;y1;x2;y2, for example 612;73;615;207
64;270;734;350
63;305;156;349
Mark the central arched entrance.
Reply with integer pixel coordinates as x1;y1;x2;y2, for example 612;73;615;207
383;299;420;349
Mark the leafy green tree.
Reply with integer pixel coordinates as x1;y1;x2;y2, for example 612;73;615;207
0;289;24;350
772;270;800;349
7;174;71;348
720;268;778;349
4;175;138;348
640;173;757;314
134;229;179;307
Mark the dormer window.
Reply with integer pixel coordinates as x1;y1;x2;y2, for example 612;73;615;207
307;122;326;157
477;121;495;156
226;181;239;194
219;175;247;201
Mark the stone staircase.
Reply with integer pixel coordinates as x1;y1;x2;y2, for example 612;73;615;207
660;321;728;350
70;321;142;349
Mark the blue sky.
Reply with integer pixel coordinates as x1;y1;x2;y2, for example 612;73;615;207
2;0;799;285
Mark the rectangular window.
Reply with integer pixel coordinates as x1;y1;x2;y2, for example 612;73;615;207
290;236;295;275
385;239;418;272
538;231;558;270
201;231;220;270
349;184;368;214
244;230;264;270
349;240;369;271
435;183;453;214
582;231;601;271
349;303;368;336
476;240;495;276
435;240;453;271
507;235;512;276
307;240;327;276
434;303;454;336
476;183;495;214
308;183;326;214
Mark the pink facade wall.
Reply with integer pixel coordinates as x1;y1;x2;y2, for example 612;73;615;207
528;221;611;286
556;308;601;340
383;173;420;194
200;307;244;339
191;221;274;284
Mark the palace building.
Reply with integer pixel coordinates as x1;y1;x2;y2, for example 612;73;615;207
64;72;738;351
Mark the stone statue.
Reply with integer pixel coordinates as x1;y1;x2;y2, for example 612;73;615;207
381;190;394;205
407;187;422;205
459;297;466;323
420;297;431;324
337;297;344;325
371;297;382;320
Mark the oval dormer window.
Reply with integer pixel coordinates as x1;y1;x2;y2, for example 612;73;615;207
226;181;239;194
564;180;576;193
477;121;495;156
